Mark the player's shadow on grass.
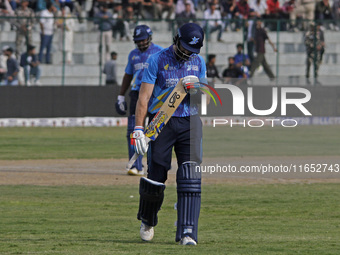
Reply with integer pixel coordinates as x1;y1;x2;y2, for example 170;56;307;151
113;239;175;245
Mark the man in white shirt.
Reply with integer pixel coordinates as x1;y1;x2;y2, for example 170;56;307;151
250;0;269;17
203;2;223;42
38;1;56;64
248;0;269;61
0;46;9;84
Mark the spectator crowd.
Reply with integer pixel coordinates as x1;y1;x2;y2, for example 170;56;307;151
0;0;338;85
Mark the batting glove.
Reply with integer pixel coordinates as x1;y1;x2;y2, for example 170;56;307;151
115;95;127;115
131;126;149;155
182;75;200;94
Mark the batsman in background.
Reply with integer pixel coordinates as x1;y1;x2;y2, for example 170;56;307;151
116;25;163;176
131;23;207;245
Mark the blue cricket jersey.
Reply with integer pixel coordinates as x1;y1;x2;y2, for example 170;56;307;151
125;43;163;91
234;53;250;78
234;53;250;65
142;46;207;117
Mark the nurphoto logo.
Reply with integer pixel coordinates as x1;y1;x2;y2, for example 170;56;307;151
200;84;312;128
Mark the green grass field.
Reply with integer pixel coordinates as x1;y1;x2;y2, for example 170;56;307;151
0;126;339;254
0;125;339;160
1;184;340;254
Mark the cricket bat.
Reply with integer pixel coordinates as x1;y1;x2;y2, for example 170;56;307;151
126;78;188;170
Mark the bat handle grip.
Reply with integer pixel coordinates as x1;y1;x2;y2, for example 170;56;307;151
125;137;150;171
126;153;139;170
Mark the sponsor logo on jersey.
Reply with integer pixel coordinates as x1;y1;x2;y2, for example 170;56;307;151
134;62;149;70
165;78;179;88
163;64;176;71
186;65;199;71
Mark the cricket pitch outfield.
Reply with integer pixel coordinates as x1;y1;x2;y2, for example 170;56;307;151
0;126;340;254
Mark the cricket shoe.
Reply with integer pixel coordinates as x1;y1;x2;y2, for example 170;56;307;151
140;222;154;241
127;167;144;176
179;236;197;246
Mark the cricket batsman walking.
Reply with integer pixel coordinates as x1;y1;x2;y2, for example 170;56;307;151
116;25;163;176
131;23;207;245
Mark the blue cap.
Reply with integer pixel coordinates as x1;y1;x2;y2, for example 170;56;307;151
133;25;152;42
178;23;204;54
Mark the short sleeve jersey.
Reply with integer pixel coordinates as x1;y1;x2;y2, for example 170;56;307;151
254;28;268;54
234;53;250;65
125;43;163;91
142;46;207;117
